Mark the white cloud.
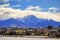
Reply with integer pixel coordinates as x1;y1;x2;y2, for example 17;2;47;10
11;5;21;7
0;0;9;2
0;0;22;2
49;7;57;10
15;5;21;7
48;7;58;13
0;3;10;8
0;5;60;22
10;0;21;2
26;6;43;11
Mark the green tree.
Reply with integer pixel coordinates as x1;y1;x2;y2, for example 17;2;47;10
47;25;53;29
58;25;60;32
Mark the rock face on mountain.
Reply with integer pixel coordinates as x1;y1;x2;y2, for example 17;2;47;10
0;15;60;28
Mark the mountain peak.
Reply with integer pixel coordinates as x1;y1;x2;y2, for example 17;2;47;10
0;15;60;28
27;15;36;18
23;15;37;20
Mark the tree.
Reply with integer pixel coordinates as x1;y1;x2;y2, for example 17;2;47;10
58;25;60;28
58;25;60;32
16;30;24;35
47;25;53;29
25;31;31;35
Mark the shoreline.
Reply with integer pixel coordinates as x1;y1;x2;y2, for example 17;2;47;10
0;37;60;40
0;35;59;38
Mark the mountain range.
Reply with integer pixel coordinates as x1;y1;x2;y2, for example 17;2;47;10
0;15;60;28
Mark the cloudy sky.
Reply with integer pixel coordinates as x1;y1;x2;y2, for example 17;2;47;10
0;0;60;22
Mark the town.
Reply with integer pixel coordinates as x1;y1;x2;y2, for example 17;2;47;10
0;25;60;38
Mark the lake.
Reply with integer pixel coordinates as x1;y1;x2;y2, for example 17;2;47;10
0;37;60;40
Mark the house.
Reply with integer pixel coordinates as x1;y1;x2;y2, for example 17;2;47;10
48;29;58;37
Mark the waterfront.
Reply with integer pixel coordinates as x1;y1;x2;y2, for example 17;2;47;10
0;37;60;40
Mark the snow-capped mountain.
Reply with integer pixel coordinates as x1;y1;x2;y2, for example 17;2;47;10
0;15;60;28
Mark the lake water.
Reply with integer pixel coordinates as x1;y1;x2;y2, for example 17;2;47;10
0;37;60;40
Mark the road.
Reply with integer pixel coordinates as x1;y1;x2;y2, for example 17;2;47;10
0;37;60;40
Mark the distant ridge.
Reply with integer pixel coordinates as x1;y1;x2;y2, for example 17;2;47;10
0;15;60;28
